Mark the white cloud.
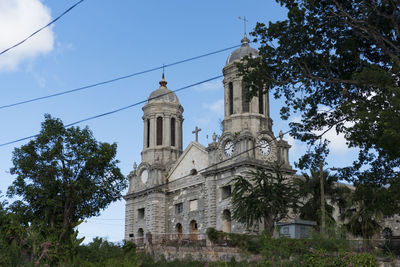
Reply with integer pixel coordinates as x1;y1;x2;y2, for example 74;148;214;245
0;0;54;71
203;98;224;115
194;80;223;92
322;126;351;153
288;115;351;154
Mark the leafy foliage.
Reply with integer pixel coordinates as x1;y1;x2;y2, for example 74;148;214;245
73;238;139;267
341;183;390;240
237;0;400;185
231;167;300;235
304;249;378;267
6;114;126;264
296;169;351;228
231;166;298;237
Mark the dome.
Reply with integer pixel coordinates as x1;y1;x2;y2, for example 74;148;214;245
226;36;259;65
147;75;180;104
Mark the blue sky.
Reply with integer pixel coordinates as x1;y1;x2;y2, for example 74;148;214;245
0;0;357;243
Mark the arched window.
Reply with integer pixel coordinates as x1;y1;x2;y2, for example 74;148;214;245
229;82;234;115
156;117;163;145
137;228;144;245
176;223;183;239
222;210;231;233
190;220;198;240
171;118;176;146
242;85;250;112
146;119;150;148
258;88;264;114
383;227;393;239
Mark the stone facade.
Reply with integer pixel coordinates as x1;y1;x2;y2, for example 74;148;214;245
124;35;295;243
124;35;400;248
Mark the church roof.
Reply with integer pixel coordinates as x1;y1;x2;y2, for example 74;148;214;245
226;35;259;65
147;74;180;104
167;141;208;182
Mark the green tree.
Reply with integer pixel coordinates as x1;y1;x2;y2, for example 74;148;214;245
7;114;126;263
237;0;400;185
0;192;31;267
296;169;351;229
341;183;391;240
231;167;299;235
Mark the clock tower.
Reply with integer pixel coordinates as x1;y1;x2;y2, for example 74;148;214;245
214;34;291;168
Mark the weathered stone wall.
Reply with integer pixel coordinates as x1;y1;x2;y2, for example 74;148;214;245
143;244;260;262
166;177;206;234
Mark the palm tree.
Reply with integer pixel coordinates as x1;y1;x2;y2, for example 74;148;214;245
341;183;387;241
296;169;351;230
231;167;300;235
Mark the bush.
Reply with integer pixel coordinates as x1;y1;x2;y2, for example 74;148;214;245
206;227;220;243
304;249;378;267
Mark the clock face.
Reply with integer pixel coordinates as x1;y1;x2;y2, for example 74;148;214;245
258;139;271;156
224;140;235;157
140;170;148;184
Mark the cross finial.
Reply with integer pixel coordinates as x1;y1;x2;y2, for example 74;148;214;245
159;65;167;88
192;126;202;142
238;16;248;37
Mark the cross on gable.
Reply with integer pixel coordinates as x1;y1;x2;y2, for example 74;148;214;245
192;126;201;142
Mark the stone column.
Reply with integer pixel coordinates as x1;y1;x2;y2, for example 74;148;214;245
143;116;148;149
150;115;156;149
265;88;270;119
233;78;241;115
125;200;135;241
206;175;217;229
178;118;183;151
163;113;170;147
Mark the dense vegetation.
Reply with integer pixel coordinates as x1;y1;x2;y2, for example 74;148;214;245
0;232;382;267
238;0;400;186
1;115;127;266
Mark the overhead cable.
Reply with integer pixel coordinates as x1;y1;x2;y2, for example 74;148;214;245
0;44;240;110
0;75;223;147
0;0;85;56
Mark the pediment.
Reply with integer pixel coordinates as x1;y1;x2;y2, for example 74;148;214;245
168;142;208;182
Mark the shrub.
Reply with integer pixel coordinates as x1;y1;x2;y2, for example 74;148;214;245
206;227;220;243
304;249;378;267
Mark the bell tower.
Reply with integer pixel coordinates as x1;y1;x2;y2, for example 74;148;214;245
222;35;272;135
141;74;184;165
213;34;291;168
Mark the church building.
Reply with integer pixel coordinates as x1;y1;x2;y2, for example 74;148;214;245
124;34;294;243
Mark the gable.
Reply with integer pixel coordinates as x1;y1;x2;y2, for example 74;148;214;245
168;142;208;182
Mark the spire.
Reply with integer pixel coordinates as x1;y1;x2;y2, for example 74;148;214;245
241;35;250;46
159;73;167;88
238;16;250;46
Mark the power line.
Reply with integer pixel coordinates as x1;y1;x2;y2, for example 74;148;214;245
0;44;240;110
0;75;223;147
0;0;85;56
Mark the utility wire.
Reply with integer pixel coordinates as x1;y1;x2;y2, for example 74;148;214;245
0;0;85;56
0;44;240;110
0;75;223;147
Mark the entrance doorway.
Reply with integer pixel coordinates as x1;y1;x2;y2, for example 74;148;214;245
176;223;183;239
222;210;232;233
190;220;198;240
137;228;144;245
